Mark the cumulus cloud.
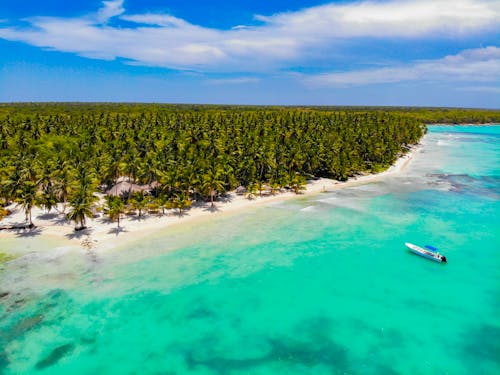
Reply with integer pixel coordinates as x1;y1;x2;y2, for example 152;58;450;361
0;0;498;72
256;0;500;38
304;47;500;87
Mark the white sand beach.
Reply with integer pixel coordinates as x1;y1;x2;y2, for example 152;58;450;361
0;146;419;255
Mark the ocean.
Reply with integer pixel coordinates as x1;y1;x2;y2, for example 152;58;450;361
1;125;499;374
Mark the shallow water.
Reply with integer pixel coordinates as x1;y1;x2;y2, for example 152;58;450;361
1;126;499;374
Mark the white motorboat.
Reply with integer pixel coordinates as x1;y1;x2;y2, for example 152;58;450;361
405;242;447;263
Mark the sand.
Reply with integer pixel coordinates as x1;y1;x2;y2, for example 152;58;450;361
0;145;419;255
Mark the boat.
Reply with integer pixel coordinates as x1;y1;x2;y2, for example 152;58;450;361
405;243;447;263
424;245;439;252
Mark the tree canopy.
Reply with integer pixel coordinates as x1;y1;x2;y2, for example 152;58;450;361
5;103;487;225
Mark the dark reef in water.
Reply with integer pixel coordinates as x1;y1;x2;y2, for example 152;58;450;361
185;315;350;374
0;350;10;374
429;173;500;199
462;324;500;367
35;343;75;370
8;314;44;341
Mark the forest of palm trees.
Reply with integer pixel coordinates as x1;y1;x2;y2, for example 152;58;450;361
3;103;484;230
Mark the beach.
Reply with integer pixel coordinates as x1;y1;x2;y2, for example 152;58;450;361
0;145;419;255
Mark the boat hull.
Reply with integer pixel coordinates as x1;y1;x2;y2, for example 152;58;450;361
405;242;445;263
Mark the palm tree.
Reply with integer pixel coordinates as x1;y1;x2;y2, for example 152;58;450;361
3;156;32;202
269;180;281;195
66;190;96;230
170;192;192;215
200;166;225;208
146;200;160;215
289;174;307;194
106;196;125;228
38;191;58;213
53;159;74;212
245;183;258;200
128;191;149;217
155;193;170;215
15;181;38;227
103;156;125;187
254;181;265;197
74;164;97;192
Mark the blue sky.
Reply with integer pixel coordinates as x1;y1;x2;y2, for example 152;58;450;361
0;0;499;107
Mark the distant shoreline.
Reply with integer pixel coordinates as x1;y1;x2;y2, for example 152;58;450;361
0;145;420;257
429;123;499;126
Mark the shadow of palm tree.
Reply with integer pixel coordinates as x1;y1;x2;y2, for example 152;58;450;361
15;227;43;238
203;205;220;212
107;227;128;236
189;201;205;209
36;212;60;220
51;216;69;226
96;216;111;224
153;212;168;217
218;194;234;203
129;215;147;222
65;227;94;240
172;210;190;218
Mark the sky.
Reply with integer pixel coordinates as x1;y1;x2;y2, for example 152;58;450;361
0;0;499;107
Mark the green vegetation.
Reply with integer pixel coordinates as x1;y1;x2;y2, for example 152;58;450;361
338;107;500;124
2;103;493;227
0;252;15;264
1;103;498;124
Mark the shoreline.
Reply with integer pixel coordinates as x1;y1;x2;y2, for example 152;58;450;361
428;122;499;126
0;144;420;256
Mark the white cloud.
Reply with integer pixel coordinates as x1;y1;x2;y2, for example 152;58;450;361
304;47;500;87
97;0;125;23
256;0;500;38
0;0;498;72
120;14;190;28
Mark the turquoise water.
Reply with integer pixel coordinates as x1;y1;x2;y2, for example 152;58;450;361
1;126;499;374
